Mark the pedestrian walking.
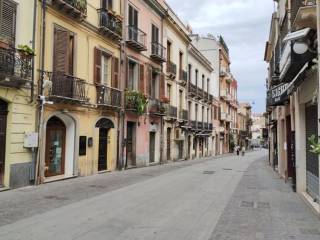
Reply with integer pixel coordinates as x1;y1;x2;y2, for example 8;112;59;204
241;146;246;156
236;145;240;156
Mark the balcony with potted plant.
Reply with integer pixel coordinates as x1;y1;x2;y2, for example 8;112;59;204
50;0;87;20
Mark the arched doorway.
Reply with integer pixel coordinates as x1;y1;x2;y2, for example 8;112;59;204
45;116;66;177
96;118;114;171
0;100;8;186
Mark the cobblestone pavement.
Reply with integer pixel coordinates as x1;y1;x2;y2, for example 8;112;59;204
0;150;319;240
210;154;320;240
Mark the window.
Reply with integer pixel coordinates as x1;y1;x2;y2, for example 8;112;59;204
167;84;171;102
179;52;183;71
101;0;113;10
202;106;204;123
195;70;198;86
101;54;110;85
128;60;138;90
167;41;171;61
53;27;74;75
202;75;205;90
150;71;159;99
188;64;192;82
179;90;183;111
152;24;159;43
128;5;138;27
195;104;198;122
0;0;17;45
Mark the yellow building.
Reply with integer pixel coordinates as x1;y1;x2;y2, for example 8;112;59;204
35;0;122;183
0;0;37;189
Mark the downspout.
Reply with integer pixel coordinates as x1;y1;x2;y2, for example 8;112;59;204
35;0;47;185
316;0;320;210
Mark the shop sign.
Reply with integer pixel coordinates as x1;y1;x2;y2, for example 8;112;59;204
267;83;289;106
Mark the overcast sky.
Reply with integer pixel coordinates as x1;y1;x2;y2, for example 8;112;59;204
166;0;275;113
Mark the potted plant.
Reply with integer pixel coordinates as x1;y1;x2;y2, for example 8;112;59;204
125;89;148;115
17;44;35;58
308;135;320;155
160;96;170;104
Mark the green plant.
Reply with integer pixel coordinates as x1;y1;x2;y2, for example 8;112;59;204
308;135;320;154
125;90;148;115
17;45;35;56
71;0;87;14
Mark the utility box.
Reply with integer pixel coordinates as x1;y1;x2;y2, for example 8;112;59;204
24;132;39;148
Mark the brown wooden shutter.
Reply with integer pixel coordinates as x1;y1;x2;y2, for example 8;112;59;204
160;72;165;97
53;28;69;73
139;64;145;93
112;57;119;88
0;0;17;45
93;47;101;84
125;57;128;89
146;65;152;96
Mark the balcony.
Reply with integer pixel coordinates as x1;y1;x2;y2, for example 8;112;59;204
98;9;122;40
150;42;166;63
209;94;213;103
188;82;197;97
220;90;232;102
179;69;188;84
221;112;231;122
149;98;166;116
96;85;121;108
41;71;89;103
166;61;177;79
178;109;188;121
292;0;316;30
166;105;177;119
51;0;87;20
0;47;33;88
198;121;203;130
209;123;213;130
196;87;203;100
126;26;147;52
191;121;197;130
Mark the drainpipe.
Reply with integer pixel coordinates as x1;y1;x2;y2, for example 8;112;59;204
34;0;47;185
30;0;37;103
316;0;320;210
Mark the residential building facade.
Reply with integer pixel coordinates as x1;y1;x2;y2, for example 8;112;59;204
0;0;37;188
265;0;319;211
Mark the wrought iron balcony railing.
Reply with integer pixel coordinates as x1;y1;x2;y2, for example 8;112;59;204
98;9;122;38
179;69;187;82
167;105;177;118
151;42;166;62
96;84;121;108
0;47;33;88
178;109;188;121
209;123;213;130
166;61;177;76
41;71;89;103
188;82;197;96
149;98;166;115
51;0;87;19
198;121;203;130
191;120;197;129
126;26;147;51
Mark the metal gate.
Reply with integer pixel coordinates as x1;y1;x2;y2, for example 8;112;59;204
305;104;319;202
0;100;8;186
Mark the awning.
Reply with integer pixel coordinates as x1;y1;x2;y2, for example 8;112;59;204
267;62;309;107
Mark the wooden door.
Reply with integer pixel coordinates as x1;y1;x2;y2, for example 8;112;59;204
167;128;171;161
126;122;136;167
149;132;156;163
0;100;8;186
98;128;108;171
45;117;66;177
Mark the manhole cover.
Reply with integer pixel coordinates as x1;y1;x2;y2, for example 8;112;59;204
203;171;215;175
300;228;320;235
240;201;254;208
43;195;68;201
257;202;270;209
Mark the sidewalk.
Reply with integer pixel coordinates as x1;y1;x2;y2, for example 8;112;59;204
209;155;320;240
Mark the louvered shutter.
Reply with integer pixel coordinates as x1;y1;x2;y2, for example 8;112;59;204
93;47;101;84
160;72;165;97
112;57;119;88
0;0;17;45
146;65;152;96
53;28;69;73
139;64;144;93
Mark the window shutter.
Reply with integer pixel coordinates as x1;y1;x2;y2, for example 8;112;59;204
0;0;17;45
112;57;119;88
139;64;145;93
146;65;152;96
53;28;69;73
160;72;165;97
93;47;102;84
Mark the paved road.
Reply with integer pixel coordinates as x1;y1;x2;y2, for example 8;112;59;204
0;150;319;240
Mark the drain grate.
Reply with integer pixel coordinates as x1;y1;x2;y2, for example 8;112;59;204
240;201;254;208
89;185;106;189
43;195;69;201
257;202;270;209
300;228;320;235
223;168;233;171
203;171;215;175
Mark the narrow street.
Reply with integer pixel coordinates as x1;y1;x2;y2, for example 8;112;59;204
0;151;319;240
